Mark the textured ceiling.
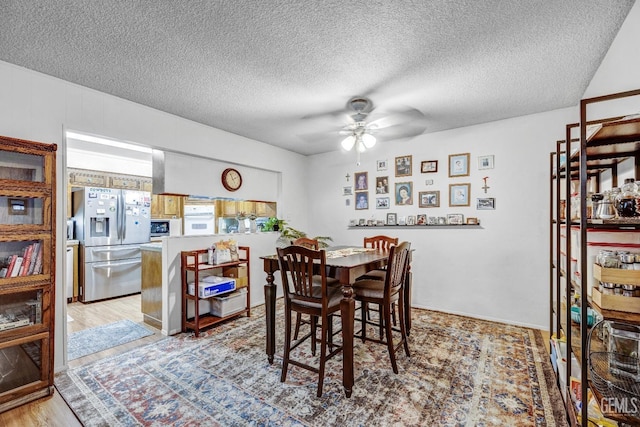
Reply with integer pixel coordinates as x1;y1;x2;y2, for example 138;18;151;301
0;1;635;155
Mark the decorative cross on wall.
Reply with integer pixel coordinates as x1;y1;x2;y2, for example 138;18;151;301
482;176;490;193
345;173;350;182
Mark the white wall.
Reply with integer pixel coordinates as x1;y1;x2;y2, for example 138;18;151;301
306;108;574;329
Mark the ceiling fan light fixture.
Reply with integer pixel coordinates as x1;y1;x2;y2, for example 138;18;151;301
356;138;366;153
362;133;376;149
341;135;356;151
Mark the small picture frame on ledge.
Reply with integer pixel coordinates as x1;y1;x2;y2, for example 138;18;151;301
447;213;464;225
466;217;479;225
386;213;397;226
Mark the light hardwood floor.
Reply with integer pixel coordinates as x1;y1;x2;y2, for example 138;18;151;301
0;294;163;426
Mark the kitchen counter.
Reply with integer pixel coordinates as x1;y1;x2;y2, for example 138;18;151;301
140;242;162;252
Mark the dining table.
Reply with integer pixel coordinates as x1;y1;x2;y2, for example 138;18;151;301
260;246;412;398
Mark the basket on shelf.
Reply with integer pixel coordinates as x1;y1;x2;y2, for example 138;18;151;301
587;320;640;421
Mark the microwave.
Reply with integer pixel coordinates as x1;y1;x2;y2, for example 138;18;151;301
150;218;182;237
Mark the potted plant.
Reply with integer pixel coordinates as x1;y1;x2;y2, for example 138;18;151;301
262;217;285;232
277;225;332;248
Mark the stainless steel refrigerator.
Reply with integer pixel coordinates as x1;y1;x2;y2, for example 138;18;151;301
73;187;151;302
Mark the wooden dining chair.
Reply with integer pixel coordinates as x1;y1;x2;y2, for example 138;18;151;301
357;235;399;280
290;237;341;340
352;241;411;374
291;237;319;249
277;245;343;397
357;235;399;330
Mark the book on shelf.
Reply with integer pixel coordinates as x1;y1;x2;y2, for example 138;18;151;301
0;267;7;278
19;244;34;276
5;255;17;277
27;242;41;275
32;244;44;275
10;256;23;278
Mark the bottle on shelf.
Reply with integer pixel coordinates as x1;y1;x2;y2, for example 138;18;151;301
615;178;638;217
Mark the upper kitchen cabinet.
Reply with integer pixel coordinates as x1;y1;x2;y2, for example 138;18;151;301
0;135;57;413
151;194;182;219
254;201;276;218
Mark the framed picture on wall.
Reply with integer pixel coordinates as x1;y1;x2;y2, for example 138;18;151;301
448;153;470;177
375;176;389;194
477;197;495;210
449;183;470;206
395;182;413;205
355;192;368;210
377;159;388;171
395;155;412;177
418;191;439;208
354;172;368;191
478;155;494;170
376;197;390;209
421;160;438;173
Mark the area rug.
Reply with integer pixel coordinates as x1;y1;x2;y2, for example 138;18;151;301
55;305;568;426
67;319;154;361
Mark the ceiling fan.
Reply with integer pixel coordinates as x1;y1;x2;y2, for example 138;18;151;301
336;96;428;163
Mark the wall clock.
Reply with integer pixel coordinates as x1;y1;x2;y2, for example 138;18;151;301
221;168;242;192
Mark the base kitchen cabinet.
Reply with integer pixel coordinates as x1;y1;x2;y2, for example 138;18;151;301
181;246;250;337
141;244;162;329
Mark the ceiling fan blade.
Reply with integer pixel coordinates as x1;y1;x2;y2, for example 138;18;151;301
376;122;427;141
368;107;426;130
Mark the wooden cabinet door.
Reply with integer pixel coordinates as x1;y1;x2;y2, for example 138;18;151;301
222;201;237;217
255;202;276;217
238;201;255;216
163;196;181;217
151;194;162;218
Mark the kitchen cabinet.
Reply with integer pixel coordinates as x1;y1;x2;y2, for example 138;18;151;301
254;201;276;218
66;240;79;302
550;88;640;426
181;246;250;337
141;244;162;329
0;135;56;413
108;176;141;190
151;194;182;218
68;170;107;187
218;200;276;218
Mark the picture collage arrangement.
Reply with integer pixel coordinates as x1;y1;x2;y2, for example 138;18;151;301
345;153;495;226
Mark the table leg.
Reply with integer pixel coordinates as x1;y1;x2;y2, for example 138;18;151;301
340;284;355;398
265;271;276;364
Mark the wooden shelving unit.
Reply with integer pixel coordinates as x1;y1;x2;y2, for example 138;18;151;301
180;246;250;337
550;88;640;426
0;135;56;413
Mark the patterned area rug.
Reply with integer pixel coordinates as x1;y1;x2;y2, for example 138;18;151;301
55;305;568;426
67;319;154;361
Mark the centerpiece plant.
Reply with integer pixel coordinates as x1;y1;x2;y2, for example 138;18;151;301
264;217;332;248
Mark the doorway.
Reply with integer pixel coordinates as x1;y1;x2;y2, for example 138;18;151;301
63;131;160;367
